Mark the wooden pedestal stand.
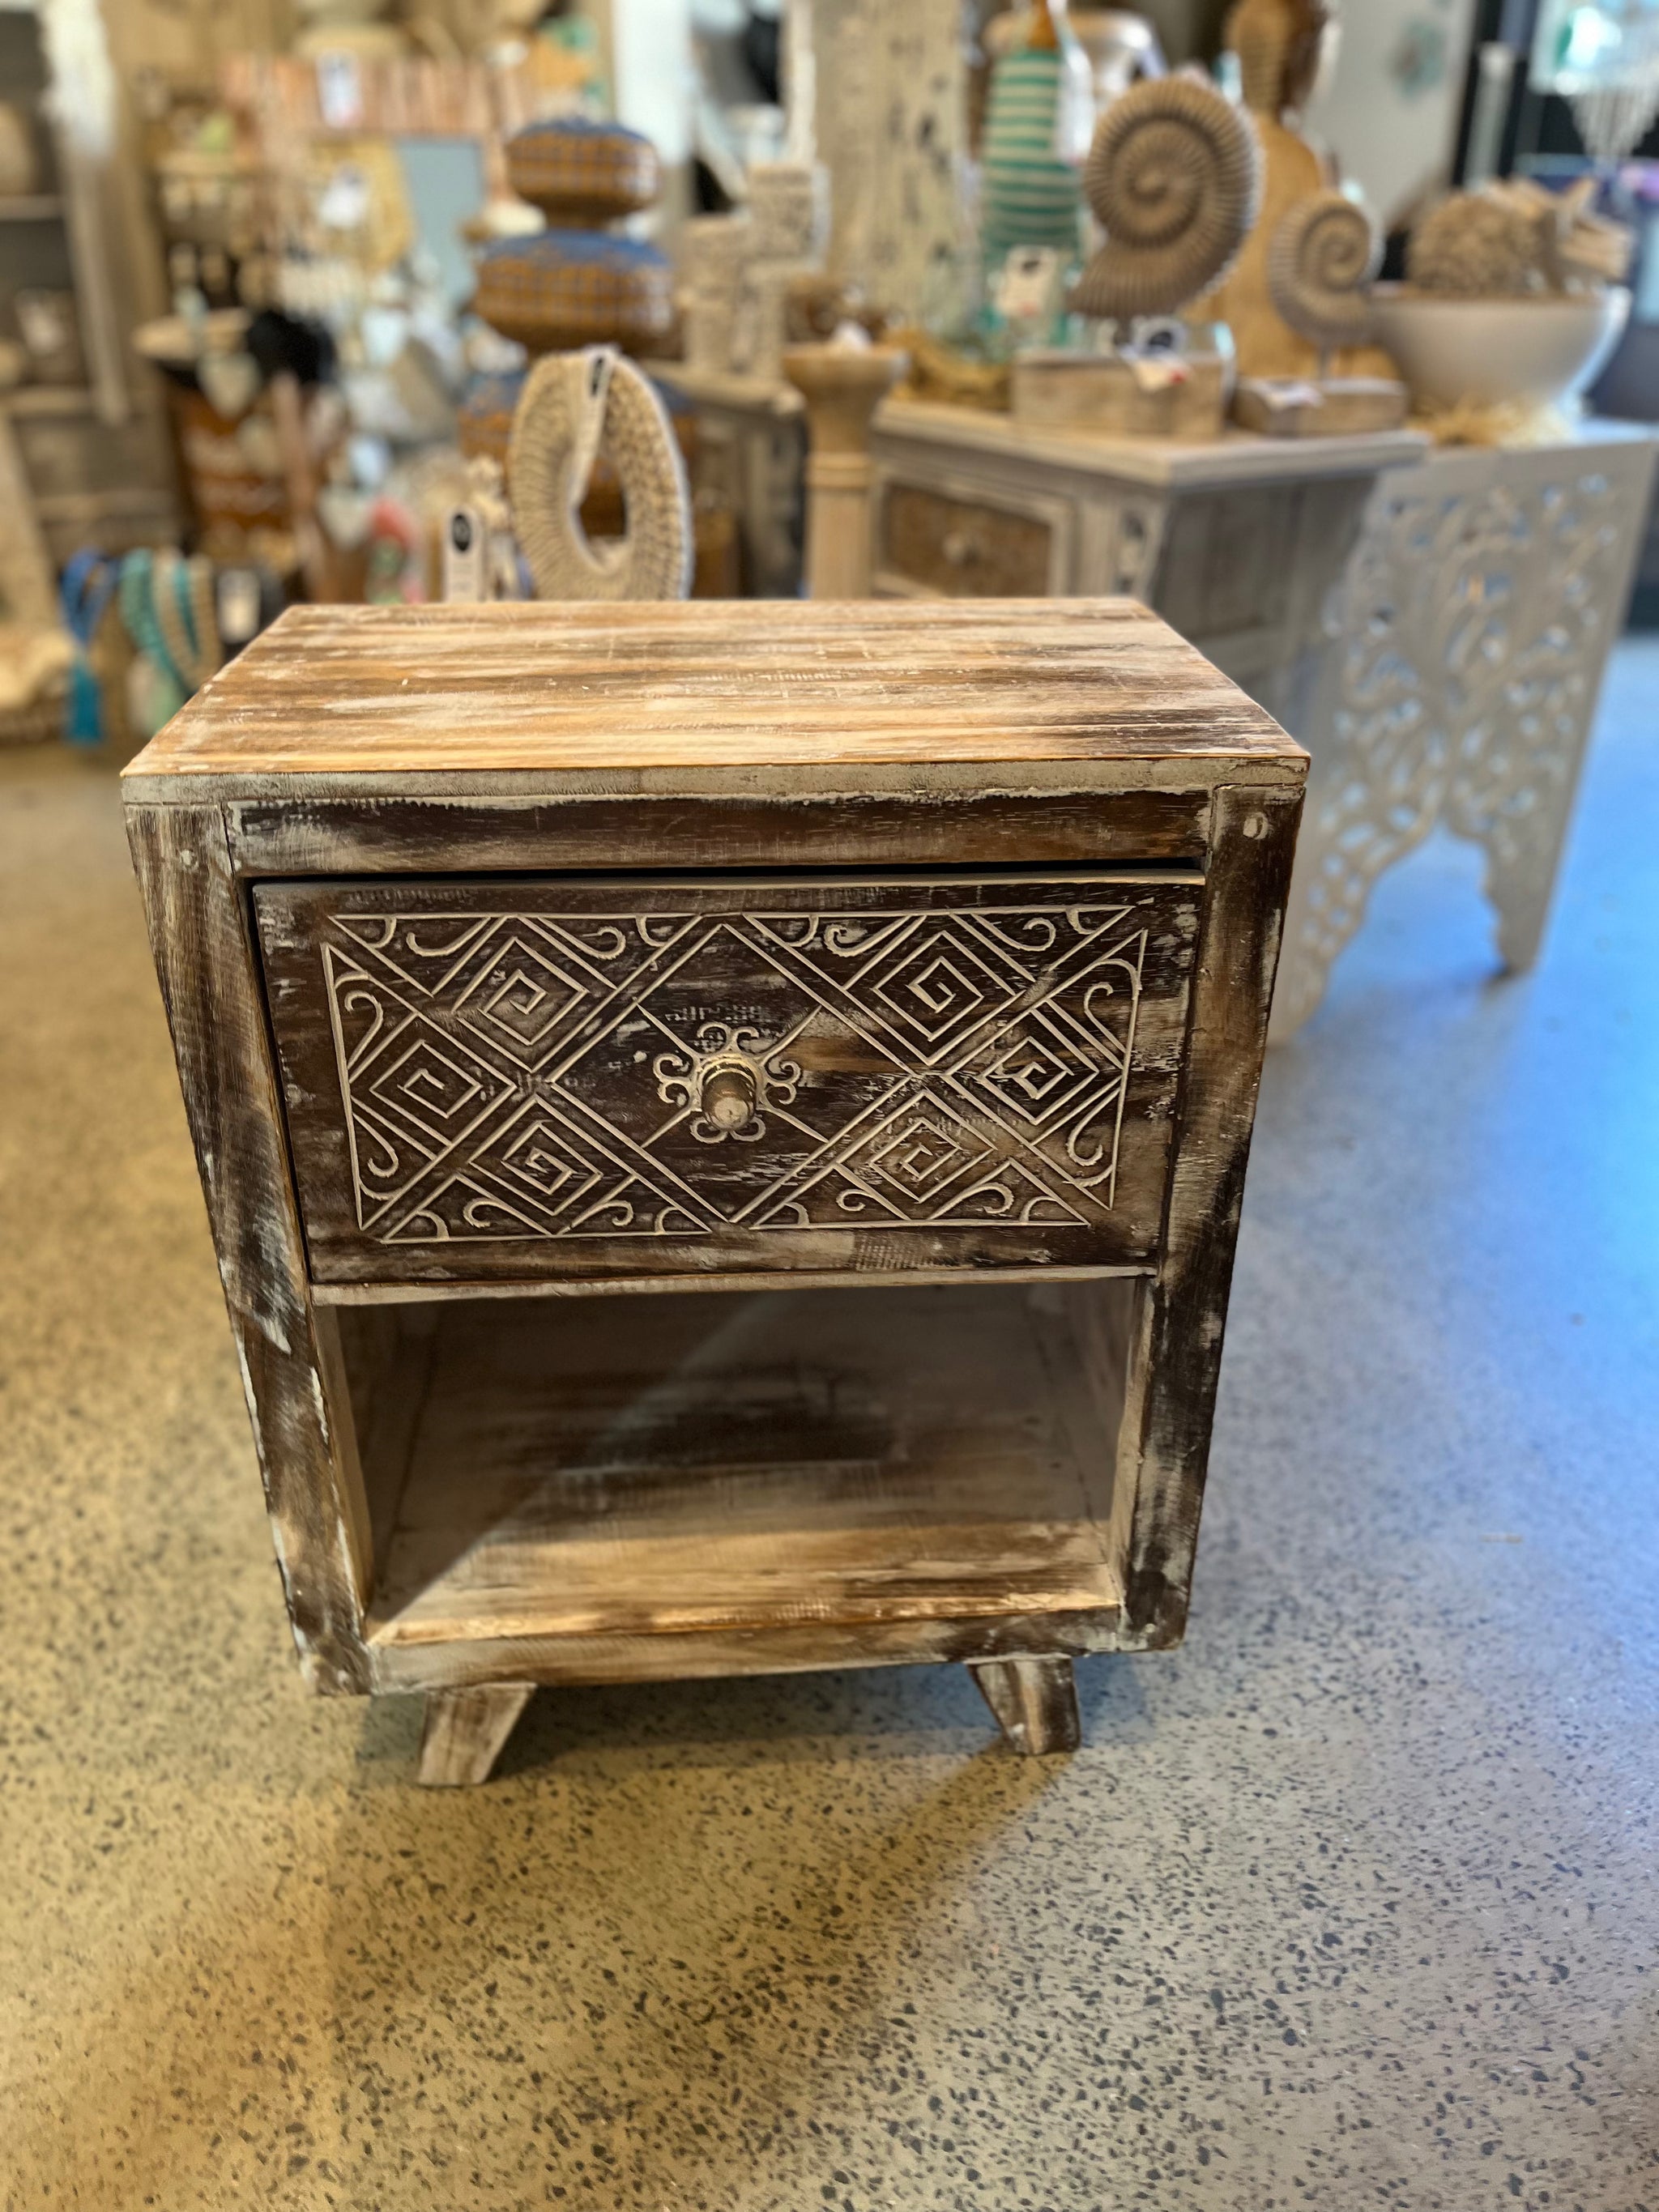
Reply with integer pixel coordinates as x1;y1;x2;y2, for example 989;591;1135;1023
783;343;908;597
125;598;1303;1784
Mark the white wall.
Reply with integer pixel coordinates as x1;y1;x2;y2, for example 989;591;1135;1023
579;0;697;225
1304;0;1478;230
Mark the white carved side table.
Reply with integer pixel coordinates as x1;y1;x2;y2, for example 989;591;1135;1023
1272;424;1659;1040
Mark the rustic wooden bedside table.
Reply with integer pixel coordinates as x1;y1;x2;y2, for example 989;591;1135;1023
125;600;1303;1784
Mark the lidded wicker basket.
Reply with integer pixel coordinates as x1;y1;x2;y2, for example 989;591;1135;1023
505;117;662;224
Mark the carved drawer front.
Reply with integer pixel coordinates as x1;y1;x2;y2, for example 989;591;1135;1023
254;873;1200;1287
880;483;1056;598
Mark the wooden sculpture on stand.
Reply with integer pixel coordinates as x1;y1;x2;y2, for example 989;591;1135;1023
1013;74;1260;437
1233;190;1407;434
1194;0;1360;382
783;338;908;597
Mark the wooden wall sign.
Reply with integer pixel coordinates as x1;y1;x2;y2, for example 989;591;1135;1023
125;599;1303;1784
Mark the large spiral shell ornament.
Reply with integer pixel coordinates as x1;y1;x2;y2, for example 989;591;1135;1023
1068;75;1262;324
1268;190;1381;353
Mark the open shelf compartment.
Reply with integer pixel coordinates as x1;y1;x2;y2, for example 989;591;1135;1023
330;1277;1141;1677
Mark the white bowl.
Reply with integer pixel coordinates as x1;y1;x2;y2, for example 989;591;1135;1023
1368;283;1631;411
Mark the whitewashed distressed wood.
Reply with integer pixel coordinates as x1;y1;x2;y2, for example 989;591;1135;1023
969;1654;1082;1754
121;597;1298;794
124;598;1303;1779
1273;424;1659;1038
417;1684;535;1786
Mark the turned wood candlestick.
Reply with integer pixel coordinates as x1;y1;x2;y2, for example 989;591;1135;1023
783;342;908;599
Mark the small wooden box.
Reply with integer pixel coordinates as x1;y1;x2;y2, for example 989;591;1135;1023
125;601;1303;1782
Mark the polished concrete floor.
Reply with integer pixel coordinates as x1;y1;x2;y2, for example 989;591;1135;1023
3;647;1656;2212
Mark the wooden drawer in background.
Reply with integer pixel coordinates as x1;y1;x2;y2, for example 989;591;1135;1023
878;481;1059;597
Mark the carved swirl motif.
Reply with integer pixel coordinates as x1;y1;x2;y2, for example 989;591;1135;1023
313;894;1158;1244
1268;191;1380;353
1275;460;1631;1034
1070;75;1262;322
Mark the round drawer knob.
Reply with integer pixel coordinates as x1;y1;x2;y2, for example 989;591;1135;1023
941;528;982;567
701;1063;759;1130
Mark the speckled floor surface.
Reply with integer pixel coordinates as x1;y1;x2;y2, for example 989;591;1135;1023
3;646;1656;2212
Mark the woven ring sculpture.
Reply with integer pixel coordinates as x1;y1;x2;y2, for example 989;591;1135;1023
508;347;693;603
1069;75;1262;323
1269;190;1381;354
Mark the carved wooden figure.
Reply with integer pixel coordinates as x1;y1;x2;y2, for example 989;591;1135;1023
1193;0;1386;384
125;599;1303;1781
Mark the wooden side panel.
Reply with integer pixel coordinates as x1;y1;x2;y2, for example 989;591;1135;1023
1116;782;1303;1647
126;803;371;1693
255;872;1201;1286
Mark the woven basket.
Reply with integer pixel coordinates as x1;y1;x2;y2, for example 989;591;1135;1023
505;118;661;224
473;230;676;356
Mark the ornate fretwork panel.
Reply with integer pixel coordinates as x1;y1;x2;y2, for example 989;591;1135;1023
257;875;1200;1283
1273;441;1654;1039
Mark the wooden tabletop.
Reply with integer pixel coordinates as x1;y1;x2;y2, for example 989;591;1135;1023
123;599;1304;801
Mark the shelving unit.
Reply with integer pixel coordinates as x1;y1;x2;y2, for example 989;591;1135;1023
350;1282;1132;1681
0;0;177;568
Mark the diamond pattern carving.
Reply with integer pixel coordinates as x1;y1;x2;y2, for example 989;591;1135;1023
300;894;1152;1245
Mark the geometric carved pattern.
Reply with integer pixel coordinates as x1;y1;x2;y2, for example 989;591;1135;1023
313;895;1149;1244
1273;446;1651;1038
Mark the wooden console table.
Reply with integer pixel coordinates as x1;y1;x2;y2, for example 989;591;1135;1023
1271;424;1659;1039
125;599;1303;1784
866;403;1427;748
646;363;808;598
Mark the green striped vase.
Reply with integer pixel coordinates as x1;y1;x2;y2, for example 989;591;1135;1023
981;45;1084;275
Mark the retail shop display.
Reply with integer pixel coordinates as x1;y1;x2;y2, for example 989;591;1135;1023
782;336;908;597
1372;181;1636;417
979;0;1093;284
1194;0;1358;383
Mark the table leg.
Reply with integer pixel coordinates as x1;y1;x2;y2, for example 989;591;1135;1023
968;1656;1081;1756
417;1684;536;1787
